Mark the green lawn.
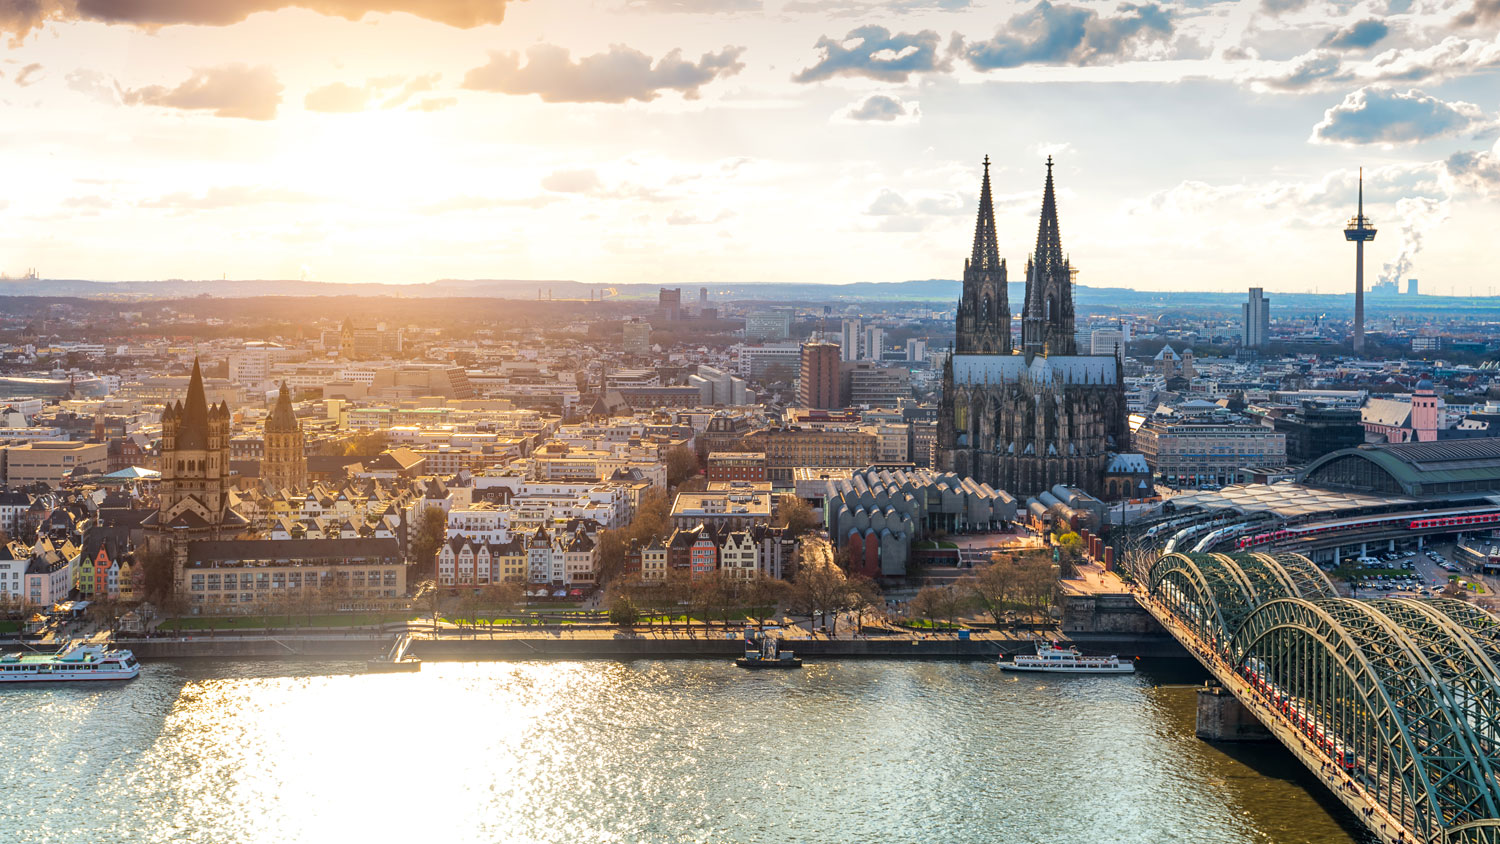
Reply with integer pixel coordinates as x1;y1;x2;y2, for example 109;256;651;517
903;619;966;630
0;620;20;634
163;612;416;631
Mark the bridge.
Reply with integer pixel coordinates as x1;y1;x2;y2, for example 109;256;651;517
1126;550;1500;844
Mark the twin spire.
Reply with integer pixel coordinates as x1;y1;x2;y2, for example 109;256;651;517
969;154;1067;276
970;155;1001;271
1033;155;1065;275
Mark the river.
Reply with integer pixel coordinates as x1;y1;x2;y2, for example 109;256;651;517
2;659;1371;844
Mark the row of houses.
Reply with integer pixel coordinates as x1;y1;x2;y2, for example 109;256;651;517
436;521;600;589
627;524;797;582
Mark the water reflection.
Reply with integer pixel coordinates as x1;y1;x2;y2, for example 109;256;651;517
0;660;1372;844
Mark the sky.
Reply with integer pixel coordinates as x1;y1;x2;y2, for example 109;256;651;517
0;0;1497;295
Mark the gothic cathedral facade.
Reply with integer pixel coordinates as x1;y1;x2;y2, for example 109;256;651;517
938;158;1126;499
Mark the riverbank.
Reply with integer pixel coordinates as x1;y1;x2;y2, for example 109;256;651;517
105;630;1188;661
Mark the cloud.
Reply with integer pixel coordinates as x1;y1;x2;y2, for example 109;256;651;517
65;68;116;102
1362;36;1500;86
304;73;442;112
1311;87;1494;146
13;62;42;86
665;209;733;224
463;43;745;103
839;93;918;123
0;0;516;44
420;194;560;213
1447;138;1500;196
1260;0;1308;12
620;0;759;11
140;185;317;210
412;95;456;111
1323;19;1388;50
793;25;949;83
1250;49;1348;91
304;81;368;112
782;0;969;14
959;1;1173;70
541;168;604;193
118;64;282;120
381;73;438;108
1453;0;1500;28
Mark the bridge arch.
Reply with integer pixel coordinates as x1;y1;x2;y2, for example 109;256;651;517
1234;597;1500;840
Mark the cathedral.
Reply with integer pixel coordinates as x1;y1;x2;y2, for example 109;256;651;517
937;157;1127;499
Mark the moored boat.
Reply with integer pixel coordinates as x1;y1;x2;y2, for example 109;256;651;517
998;641;1134;674
736;629;802;669
0;643;140;682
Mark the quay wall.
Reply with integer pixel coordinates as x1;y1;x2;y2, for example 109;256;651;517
117;632;1186;661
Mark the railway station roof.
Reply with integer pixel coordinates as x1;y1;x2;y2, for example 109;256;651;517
1301;437;1500;498
1169;482;1415;519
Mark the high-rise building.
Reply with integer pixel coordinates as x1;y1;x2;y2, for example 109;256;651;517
262;381;307;492
658;288;682;322
840;319;861;362
1090;328;1125;359
906;339;927;363
1409;278;1420;296
798;342;841;409
1344;168;1377;356
622;319;652;354
745;309;793;341
862;326;884;361
1242;287;1270;349
938;157;1127;498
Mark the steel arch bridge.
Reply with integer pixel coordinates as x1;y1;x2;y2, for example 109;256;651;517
1140;550;1500;844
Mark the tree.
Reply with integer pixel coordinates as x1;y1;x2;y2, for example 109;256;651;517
963;553;1020;626
788;557;848;633
340;431;391;458
608;593;640;627
776;496;820;538
910;584;966;630
594;530;629;585
410;506;448;581
665;445;699;488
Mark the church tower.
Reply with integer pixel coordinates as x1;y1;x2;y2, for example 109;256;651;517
954;156;1010;355
148;358;246;591
262;381;307;492
1021;157;1076;359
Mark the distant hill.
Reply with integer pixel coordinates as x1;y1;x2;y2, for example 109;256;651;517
0;276;1492;317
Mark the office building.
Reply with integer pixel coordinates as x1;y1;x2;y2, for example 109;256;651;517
1242;287;1270;349
798;342;841;409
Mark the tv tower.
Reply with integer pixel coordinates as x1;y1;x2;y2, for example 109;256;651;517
1343;168;1377;356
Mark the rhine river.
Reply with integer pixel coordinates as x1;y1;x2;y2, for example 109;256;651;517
2;659;1371;844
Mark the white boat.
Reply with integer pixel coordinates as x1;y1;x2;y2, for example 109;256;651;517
0;643;141;682
998;642;1135;674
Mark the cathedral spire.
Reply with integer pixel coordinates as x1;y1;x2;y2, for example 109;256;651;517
1033;155;1064;274
971;155;1000;271
1022;157;1076;359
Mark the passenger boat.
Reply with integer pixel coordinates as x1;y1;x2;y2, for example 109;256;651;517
736;629;802;669
0;643;141;682
998;641;1135;674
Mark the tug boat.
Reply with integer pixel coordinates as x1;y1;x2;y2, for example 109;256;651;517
998;641;1135;674
0;643;141;682
736;629;802;669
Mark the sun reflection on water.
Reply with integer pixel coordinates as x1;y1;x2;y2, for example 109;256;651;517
0;660;1372;844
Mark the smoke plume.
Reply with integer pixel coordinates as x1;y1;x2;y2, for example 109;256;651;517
1378;196;1449;287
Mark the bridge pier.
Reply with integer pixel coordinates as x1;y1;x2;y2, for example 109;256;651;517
1196;684;1271;742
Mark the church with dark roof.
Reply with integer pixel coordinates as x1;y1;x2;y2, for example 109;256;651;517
937;157;1129;500
143;359;248;589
